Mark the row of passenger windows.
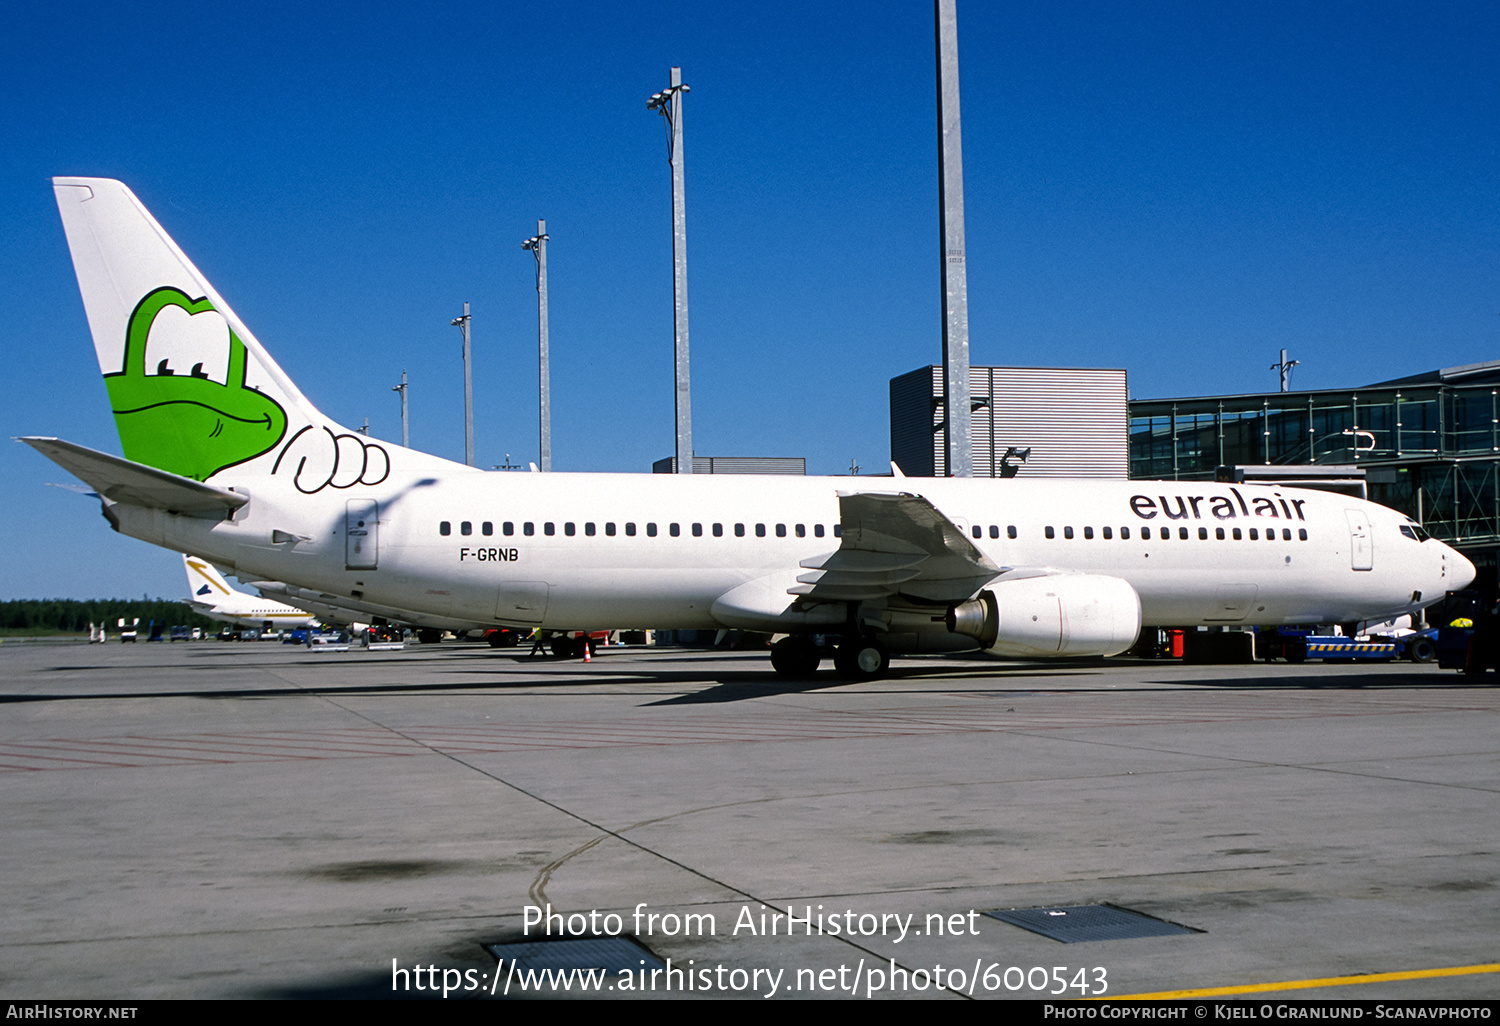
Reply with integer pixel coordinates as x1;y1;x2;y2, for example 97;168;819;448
439;519;1308;543
440;520;842;539
1040;524;1308;542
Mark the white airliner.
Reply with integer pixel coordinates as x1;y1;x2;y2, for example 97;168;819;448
183;554;318;631
23;178;1475;678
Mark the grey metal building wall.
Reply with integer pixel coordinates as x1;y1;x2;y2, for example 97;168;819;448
652;456;806;475
890;365;1129;478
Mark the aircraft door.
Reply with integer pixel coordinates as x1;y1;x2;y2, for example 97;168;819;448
1210;585;1259;622
346;500;378;570
497;582;549;624
1345;509;1373;571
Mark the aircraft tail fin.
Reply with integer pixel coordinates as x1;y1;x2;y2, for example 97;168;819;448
54;178;339;484
184;554;235;608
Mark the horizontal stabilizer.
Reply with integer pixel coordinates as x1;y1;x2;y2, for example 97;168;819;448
20;437;247;516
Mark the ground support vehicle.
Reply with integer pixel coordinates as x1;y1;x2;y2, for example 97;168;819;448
1263;627;1436;663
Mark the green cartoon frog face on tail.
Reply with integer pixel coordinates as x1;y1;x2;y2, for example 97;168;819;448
105;287;288;482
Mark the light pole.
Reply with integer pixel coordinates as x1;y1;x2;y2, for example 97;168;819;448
1272;349;1300;392
936;0;973;477
648;67;693;474
522;223;551;473
392;370;409;448
450;303;473;466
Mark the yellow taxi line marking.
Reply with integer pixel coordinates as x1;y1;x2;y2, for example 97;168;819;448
1104;962;1500;1000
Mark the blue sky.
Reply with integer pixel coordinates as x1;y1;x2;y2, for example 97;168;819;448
2;1;1496;600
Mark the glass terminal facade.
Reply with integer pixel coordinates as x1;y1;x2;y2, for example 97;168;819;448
1128;362;1500;555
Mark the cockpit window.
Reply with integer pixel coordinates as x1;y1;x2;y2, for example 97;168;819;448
1401;523;1432;542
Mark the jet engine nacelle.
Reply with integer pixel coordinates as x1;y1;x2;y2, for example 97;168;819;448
948;574;1142;658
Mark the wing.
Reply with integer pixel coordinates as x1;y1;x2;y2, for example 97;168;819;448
792;491;1003;603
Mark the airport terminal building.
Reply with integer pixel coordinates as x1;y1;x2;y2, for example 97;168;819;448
891;360;1500;568
1128;361;1500;566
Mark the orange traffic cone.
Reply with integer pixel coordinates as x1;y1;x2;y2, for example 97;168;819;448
582;639;592;663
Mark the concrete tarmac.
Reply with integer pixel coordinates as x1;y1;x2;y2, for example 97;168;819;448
0;639;1495;1000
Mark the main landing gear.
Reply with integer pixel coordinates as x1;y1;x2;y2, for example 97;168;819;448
769;636;890;681
833;637;890;680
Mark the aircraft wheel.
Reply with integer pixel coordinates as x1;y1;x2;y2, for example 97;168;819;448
551;637;580;659
834;638;890;680
770;637;821;678
417;628;443;645
1284;641;1307;664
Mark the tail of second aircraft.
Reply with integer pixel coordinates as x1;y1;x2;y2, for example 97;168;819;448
52;178;440;492
184;553;238;610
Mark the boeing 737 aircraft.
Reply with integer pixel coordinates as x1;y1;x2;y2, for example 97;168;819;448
183;554;318;631
23;178;1475;678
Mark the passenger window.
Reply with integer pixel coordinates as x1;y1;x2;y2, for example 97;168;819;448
1103;526;1112;539
1299;528;1308;541
1232;528;1242;540
713;523;723;537
669;523;680;537
524;522;535;536
972;525;982;539
1198;527;1207;540
833;525;842;537
439;521;451;536
585;522;596;536
776;524;786;538
647;523;658;537
564;522;576;536
735;523;745;537
482;522;493;536
756;524;766;538
1045;526;1055;539
1216;527;1225;540
1121;526;1130;540
1179;527;1188;539
692;523;703;537
814;524;825;538
544;522;555;536
795;524;805;538
1248;528;1258;540
625;523;636;536
461;521;472;536
1283;528;1291;541
605;522;616;536
503;522;514;536
1083;526;1094;539
1064;526;1074;539
1008;525;1017;539
990;525;999;539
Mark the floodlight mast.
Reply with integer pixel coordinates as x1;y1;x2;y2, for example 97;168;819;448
450;303;473;467
648;68;693;473
392;370;409;448
1272;348;1300;392
522;223;551;473
936;0;972;477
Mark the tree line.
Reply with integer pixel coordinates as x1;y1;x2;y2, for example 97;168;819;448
0;599;218;634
